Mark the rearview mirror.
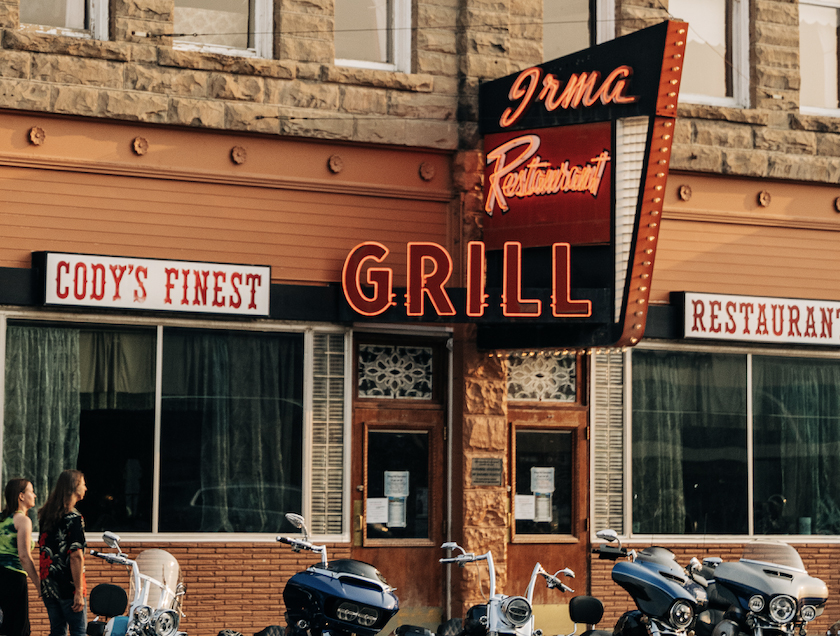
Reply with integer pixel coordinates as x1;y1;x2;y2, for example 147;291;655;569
103;531;121;550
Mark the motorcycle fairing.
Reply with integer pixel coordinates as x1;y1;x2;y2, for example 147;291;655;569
612;555;700;619
712;560;828;616
283;561;399;636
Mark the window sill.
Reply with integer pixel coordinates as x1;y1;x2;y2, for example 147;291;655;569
174;41;259;59
512;534;580;544
792;110;840;134
676;102;770;126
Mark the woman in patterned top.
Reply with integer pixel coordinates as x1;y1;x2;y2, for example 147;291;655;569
38;470;88;636
0;478;40;636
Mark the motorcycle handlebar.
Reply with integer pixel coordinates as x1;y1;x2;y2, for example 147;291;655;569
89;550;131;566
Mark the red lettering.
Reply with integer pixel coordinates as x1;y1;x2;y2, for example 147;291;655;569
466;242;488;318
180;269;190;305
788;305;802;337
109;264;127;301
499;67;542;128
164;268;178;305
771;304;784;337
133;266;147;302
230;272;242;309
245;274;261;310
691;299;706;332
74;262;87;300
821;307;834;339
739;303;754;334
725;301;737;334
757;304;769;335
193;270;209;306
212;271;226;308
342;242;395;317
91;264;106;301
502;242;541;317
709;300;722;333
56;261;70;299
551;243;591;317
804;306;817;338
406;242;455;317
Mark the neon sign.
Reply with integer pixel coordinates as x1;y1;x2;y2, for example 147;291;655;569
485;133;610;216
342;241;591;319
499;65;639;128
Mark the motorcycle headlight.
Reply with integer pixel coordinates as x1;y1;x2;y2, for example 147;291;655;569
748;595;765;613
151;610;179;636
501;596;532;627
768;596;796;624
357;608;379;628
132;605;152;626
336;602;360;623
669;600;694;630
801;605;817;622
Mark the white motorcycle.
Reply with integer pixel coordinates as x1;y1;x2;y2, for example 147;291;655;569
87;531;187;636
437;541;576;636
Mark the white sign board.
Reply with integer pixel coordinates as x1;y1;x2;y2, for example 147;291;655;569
683;292;840;347
40;252;270;316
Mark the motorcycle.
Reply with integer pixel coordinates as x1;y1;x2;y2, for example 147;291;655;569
275;513;400;636
699;540;828;636
593;529;709;636
87;531;187;636
436;540;576;636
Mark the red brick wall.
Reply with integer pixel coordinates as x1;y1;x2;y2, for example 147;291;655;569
26;541;352;636
590;543;839;636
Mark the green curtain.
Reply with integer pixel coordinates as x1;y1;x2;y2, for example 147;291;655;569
3;326;81;510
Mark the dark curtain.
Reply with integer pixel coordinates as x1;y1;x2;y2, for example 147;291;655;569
753;357;840;535
632;350;748;534
161;330;303;532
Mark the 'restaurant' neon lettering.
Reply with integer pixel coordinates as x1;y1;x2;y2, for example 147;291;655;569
499;65;640;128
485;134;611;216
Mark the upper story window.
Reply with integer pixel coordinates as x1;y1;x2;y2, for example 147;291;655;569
799;0;840;114
21;0;108;40
668;0;749;107
173;0;272;58
543;0;615;62
335;0;411;73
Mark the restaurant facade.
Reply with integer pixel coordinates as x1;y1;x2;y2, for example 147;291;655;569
0;1;839;635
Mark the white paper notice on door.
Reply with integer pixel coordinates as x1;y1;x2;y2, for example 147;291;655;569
366;498;389;524
384;471;410;497
388;497;407;527
530;466;555;493
515;494;536;520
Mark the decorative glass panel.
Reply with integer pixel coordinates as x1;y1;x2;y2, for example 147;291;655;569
507;354;576;402
358;345;433;399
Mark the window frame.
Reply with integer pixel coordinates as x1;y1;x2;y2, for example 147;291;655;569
172;0;273;59
798;0;840;117
334;0;412;74
669;0;750;108
624;341;840;540
0;309;351;542
20;0;108;41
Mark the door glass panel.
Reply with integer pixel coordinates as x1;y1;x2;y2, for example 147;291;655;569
366;431;429;539
514;430;573;535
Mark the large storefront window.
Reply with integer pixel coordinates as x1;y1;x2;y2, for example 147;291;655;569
631;348;840;536
1;319;342;535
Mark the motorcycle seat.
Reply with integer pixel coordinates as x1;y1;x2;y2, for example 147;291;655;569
569;596;605;626
89;584;128;618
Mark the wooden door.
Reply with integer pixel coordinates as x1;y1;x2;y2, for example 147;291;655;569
351;336;448;633
506;354;591;633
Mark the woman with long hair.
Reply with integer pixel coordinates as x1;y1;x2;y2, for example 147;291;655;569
0;478;40;636
38;469;88;636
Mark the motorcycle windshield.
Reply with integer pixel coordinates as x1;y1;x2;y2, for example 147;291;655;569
740;541;805;571
313;559;390;586
129;549;182;608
